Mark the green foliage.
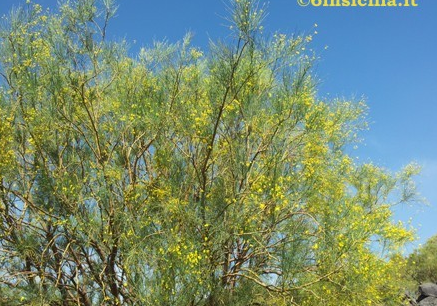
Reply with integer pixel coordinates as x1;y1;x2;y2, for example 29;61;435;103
0;0;419;305
406;235;437;286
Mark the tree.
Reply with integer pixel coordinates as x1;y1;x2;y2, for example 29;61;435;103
0;0;419;305
406;235;437;286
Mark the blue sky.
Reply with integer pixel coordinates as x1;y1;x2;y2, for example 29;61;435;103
1;0;436;251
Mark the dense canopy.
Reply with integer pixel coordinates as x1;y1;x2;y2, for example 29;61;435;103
0;0;418;305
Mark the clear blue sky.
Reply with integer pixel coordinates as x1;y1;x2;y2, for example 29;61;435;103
1;0;436;251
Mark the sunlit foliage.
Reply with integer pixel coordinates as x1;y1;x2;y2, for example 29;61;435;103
405;235;437;288
0;0;418;305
